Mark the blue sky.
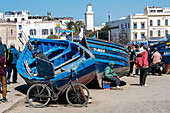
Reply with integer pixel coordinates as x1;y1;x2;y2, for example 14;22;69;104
1;0;170;25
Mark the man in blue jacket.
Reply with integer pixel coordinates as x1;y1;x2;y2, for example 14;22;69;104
103;61;120;88
7;43;19;83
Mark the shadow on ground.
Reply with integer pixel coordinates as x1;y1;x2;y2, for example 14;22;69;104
15;84;29;95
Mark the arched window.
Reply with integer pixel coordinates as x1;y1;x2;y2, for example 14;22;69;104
158;20;160;26
11;29;13;35
150;30;153;36
165;30;168;36
158;30;161;36
165;19;168;26
150;20;153;26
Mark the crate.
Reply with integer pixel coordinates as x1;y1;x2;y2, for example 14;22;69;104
103;81;111;90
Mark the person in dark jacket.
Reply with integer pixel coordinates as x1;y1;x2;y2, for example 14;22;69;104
0;37;5;57
32;51;49;61
7;43;19;83
127;46;136;76
103;61;120;88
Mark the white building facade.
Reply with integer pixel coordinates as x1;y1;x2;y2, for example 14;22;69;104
85;3;94;31
145;6;170;39
106;6;170;44
2;10;74;50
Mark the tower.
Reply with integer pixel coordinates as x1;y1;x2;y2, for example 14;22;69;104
85;3;94;31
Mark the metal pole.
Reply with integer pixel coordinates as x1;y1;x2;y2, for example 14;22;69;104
108;30;110;41
97;31;98;39
72;32;73;42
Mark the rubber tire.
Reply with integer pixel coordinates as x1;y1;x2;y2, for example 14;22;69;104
66;84;90;107
27;84;51;108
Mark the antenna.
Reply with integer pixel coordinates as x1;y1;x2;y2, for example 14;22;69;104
108;11;111;22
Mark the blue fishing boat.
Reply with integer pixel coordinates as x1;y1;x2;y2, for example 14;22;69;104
16;38;96;90
81;37;130;88
150;40;170;74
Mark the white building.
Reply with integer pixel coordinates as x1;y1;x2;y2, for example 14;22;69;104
2;10;74;50
85;3;94;31
5;10;30;22
106;5;170;44
145;6;170;39
94;23;106;31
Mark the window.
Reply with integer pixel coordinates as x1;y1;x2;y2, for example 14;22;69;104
42;29;48;35
30;29;36;35
158;30;161;36
150;30;153;36
121;24;124;29
165;30;168;36
18;33;22;38
141;33;145;39
11;29;13;35
150;20;153;26
134;33;137;39
50;29;53;35
165;19;168;26
19;25;22;30
141;23;145;29
158;20;160;26
133;23;137;29
14;18;17;22
125;23;127;29
128;23;130;28
7;18;10;22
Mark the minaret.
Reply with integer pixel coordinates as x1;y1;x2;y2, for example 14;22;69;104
85;3;94;31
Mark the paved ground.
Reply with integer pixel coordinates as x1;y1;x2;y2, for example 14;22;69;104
2;73;170;113
0;76;28;113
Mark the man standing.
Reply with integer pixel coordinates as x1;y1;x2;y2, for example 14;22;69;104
103;61;120;89
136;45;149;86
7;43;19;83
0;51;7;102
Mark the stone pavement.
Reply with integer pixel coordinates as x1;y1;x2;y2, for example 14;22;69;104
0;75;28;113
5;74;170;113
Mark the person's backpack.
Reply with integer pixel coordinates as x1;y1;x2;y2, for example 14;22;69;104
5;49;13;64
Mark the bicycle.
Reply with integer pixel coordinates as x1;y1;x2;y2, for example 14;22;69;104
26;69;90;108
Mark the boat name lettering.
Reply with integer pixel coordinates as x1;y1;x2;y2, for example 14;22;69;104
93;48;105;53
165;45;170;49
163;51;170;55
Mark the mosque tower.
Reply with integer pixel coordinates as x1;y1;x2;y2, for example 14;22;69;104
85;3;94;31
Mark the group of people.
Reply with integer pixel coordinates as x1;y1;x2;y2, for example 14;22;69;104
127;43;162;86
0;37;20;102
103;43;162;89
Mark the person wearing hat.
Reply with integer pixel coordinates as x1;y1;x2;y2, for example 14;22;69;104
103;61;120;89
32;50;49;61
7;43;19;84
136;45;149;86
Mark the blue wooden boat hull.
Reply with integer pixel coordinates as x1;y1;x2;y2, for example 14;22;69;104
81;37;130;88
16;38;96;90
150;40;170;73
